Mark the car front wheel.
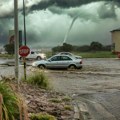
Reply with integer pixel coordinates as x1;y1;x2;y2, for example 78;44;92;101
38;64;45;69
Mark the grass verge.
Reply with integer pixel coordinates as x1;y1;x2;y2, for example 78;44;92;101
74;51;117;58
30;113;57;120
0;81;20;120
23;71;49;89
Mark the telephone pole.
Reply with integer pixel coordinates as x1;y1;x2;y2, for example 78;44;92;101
14;0;19;83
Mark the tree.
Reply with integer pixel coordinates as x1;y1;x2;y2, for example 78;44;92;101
90;41;103;51
52;43;73;53
61;43;73;52
4;44;14;54
75;45;90;52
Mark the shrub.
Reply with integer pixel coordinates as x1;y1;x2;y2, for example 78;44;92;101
0;81;20;120
62;96;71;102
30;113;56;120
49;98;62;103
64;105;72;111
24;71;49;89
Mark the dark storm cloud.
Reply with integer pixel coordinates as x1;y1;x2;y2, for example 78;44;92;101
30;0;120;10
98;2;117;19
0;0;119;19
0;21;8;45
28;0;120;20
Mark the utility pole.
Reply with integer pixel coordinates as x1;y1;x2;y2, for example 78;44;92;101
23;0;27;45
14;0;19;83
23;0;27;80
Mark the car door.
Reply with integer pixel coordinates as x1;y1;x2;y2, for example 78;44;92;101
60;56;73;68
46;56;60;68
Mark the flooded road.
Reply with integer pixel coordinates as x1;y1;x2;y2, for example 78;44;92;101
50;58;120;94
0;58;120;120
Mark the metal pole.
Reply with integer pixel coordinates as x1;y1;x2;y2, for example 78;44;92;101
23;0;27;80
14;0;19;83
23;0;27;45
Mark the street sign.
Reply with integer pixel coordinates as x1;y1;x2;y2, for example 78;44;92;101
19;45;30;57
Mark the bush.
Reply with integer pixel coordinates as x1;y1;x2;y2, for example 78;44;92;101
30;113;56;120
24;71;49;89
0;81;20;120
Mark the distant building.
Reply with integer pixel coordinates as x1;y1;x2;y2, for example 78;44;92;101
9;30;22;46
111;28;120;54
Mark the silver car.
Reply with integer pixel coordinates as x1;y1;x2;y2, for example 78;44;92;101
57;52;82;59
32;55;82;70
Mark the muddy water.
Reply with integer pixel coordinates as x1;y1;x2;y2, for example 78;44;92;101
49;58;120;94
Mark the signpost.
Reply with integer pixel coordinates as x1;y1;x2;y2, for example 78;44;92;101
19;46;30;80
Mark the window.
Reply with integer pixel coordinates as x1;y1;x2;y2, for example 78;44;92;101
51;56;61;61
61;56;72;61
31;51;34;54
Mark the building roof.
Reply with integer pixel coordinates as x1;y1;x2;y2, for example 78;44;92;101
111;28;120;32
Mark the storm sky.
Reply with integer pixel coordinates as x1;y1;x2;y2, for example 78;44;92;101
0;0;120;48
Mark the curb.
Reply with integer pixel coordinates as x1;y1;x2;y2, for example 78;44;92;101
73;102;93;120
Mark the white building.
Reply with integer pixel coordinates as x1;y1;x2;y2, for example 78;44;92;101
111;28;120;54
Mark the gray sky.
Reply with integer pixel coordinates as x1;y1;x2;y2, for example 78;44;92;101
0;0;120;48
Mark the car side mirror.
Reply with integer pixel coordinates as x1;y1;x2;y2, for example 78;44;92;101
48;59;51;62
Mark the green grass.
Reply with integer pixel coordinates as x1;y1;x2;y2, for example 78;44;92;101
73;51;117;58
46;51;117;58
0;81;20;120
30;113;57;120
64;105;72;111
23;71;49;89
0;54;14;59
49;98;62;103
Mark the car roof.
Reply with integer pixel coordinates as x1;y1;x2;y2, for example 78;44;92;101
59;52;71;54
51;54;76;59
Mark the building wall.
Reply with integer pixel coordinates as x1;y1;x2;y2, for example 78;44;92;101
111;31;120;52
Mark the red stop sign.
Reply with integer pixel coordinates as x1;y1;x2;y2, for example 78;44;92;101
19;45;30;57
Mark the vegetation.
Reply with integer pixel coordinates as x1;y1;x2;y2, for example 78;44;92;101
52;41;112;53
0;81;19;120
4;44;14;54
49;98;62;103
30;113;57;120
23;71;49;89
75;51;117;58
62;96;71;102
0;54;14;58
51;42;117;58
64;105;72;111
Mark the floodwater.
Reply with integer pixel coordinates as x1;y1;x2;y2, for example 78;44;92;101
49;58;120;94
